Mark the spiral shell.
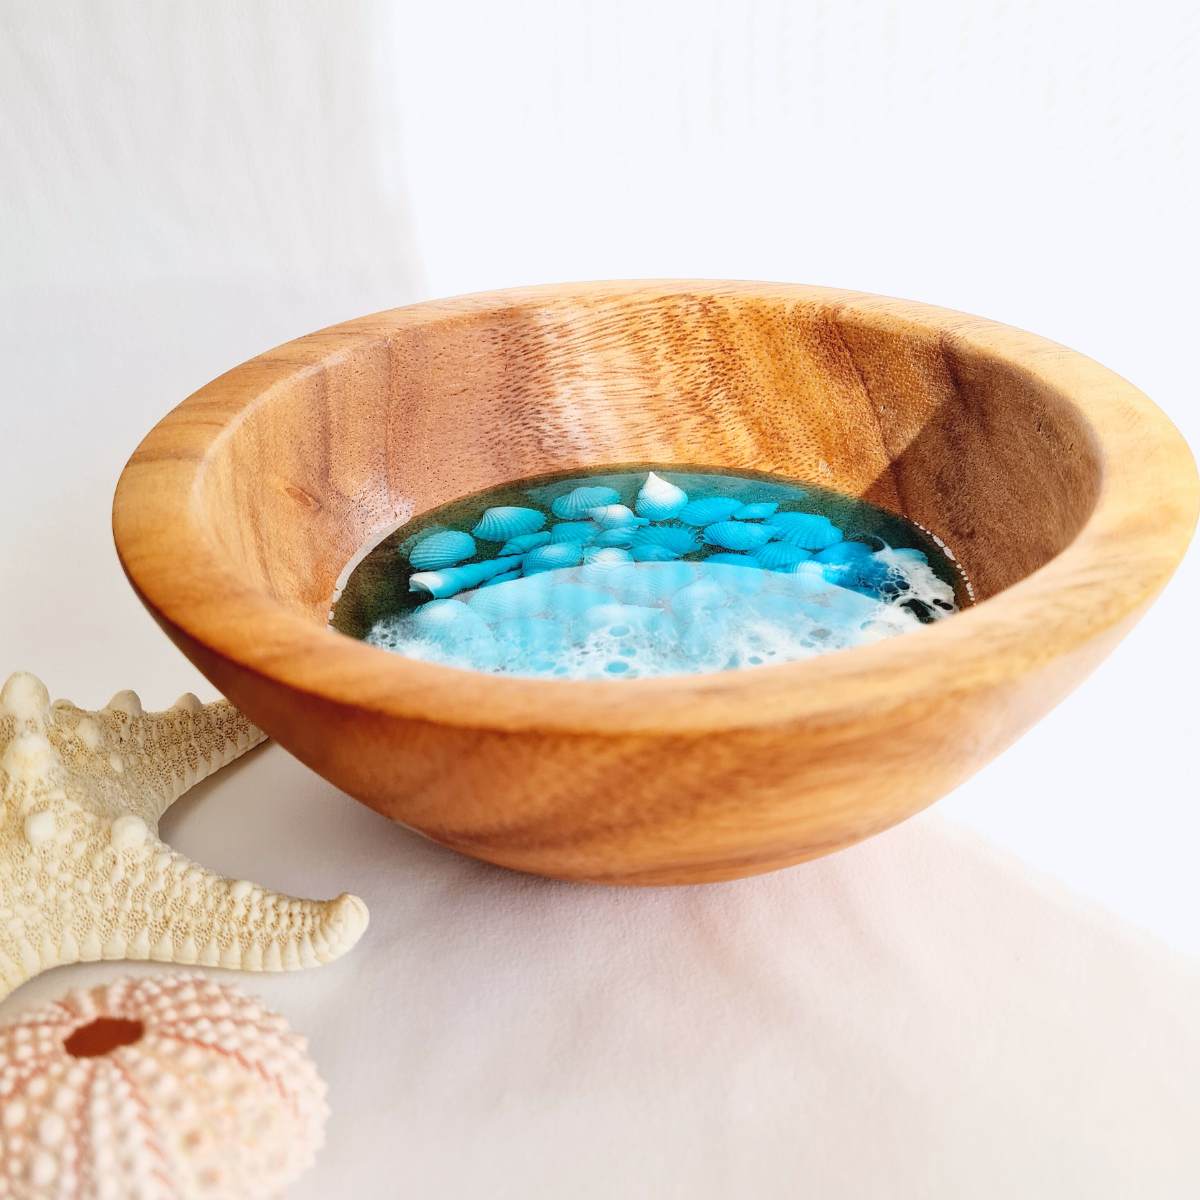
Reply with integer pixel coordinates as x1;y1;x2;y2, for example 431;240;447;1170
702;521;775;550
765;512;843;550
409;556;519;598
634;471;689;520
732;501;779;520
471;506;547;542
754;543;813;570
497;531;552;557
551;485;620;519
678;497;743;526
549;521;598;545
406;529;476;570
0;974;327;1200
586;504;648;531
523;542;584;575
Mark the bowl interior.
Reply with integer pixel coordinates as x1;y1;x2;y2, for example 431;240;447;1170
196;289;1101;626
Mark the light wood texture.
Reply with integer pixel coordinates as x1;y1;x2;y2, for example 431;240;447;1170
112;282;1198;885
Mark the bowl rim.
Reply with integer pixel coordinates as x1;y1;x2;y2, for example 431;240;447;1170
112;281;1199;737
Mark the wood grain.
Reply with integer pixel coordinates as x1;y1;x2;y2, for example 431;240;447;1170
112;282;1198;885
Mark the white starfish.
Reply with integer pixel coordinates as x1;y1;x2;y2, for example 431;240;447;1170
0;672;368;1002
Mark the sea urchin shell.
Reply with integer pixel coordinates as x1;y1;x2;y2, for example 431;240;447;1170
0;974;327;1200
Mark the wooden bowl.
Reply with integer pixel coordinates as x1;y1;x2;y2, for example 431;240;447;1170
112;282;1198;885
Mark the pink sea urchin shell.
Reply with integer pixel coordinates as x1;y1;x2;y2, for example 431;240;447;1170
0;975;327;1200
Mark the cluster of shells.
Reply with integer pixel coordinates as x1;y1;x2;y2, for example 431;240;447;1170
368;472;958;679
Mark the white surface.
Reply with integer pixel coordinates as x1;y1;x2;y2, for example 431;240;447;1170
1;2;1197;1196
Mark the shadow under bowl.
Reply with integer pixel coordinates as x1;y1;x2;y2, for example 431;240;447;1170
112;282;1198;885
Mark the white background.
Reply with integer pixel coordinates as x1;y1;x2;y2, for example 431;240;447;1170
2;3;1198;1197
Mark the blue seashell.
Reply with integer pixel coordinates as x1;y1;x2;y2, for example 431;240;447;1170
754;543;813;571
549;582;614;622
481;567;522;588
630;525;699;555
551;485;620;520
409;599;490;643
704;552;757;567
465;575;551;620
813;540;873;565
409;556;520;598
671;577;727;617
523;542;583;575
406;529;477;571
498;531;551;557
766;512;843;550
634;471;689;520
702;521;775;551
678;497;743;526
549;521;598;545
732;501;779;520
580;546;632;585
593;527;639;548
587;504;648;530
580;603;670;637
606;561;694;606
631;543;681;562
472;506;547;542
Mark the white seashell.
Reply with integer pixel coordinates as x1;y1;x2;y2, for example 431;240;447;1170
409;556;518;598
754;543;813;570
766;512;843;549
523;542;584;575
549;521;598;545
630;525;699;555
407;529;476;570
702;521;775;551
634;471;688;520
587;504;648;531
471;506;547;542
498;531;552;557
0;975;328;1200
551;485;620;519
580;547;633;585
732;501;779;520
465;576;551;620
677;497;742;526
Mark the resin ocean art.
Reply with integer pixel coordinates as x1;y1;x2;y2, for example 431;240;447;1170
332;468;971;680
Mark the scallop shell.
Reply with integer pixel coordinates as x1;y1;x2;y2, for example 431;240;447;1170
580;603;670;636
813;540;873;565
630;525;699;555
754;543;813;570
549;521;598;545
593;527;640;548
410;598;491;643
472;506;547;542
409;556;519;598
702;520;775;551
732;501;779;520
497;531;552;557
606;561;695;606
466;575;552;620
706;561;767;597
678;497;743;526
631;543;682;562
406;529;477;571
587;504;648;531
549;582;615;622
0;974;327;1200
634;471;689;520
523;542;584;575
551;485;620;519
580;546;633;585
766;512;843;550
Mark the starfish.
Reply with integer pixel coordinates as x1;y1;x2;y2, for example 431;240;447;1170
0;672;368;1002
